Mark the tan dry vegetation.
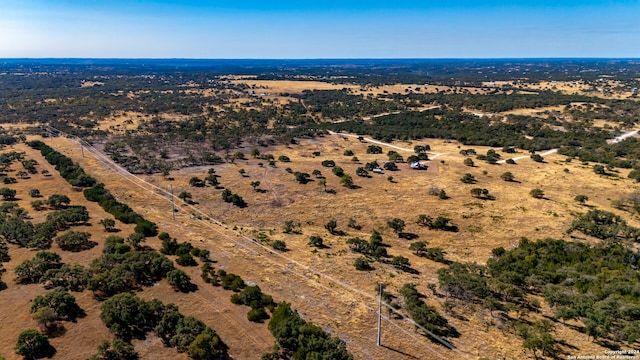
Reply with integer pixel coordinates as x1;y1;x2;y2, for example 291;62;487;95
34;131;640;359
80;81;104;88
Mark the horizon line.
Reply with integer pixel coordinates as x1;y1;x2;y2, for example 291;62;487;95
2;57;640;61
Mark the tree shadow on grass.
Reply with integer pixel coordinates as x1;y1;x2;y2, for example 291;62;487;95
399;232;419;240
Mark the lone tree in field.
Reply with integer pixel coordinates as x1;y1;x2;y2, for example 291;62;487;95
464;158;474;167
0;187;16;200
99;218;116;232
574;194;589;205
530;154;544;163
409;241;428;256
308;236;324;248
460;173;476;184
340;174;354;188
178;191;192;203
325;220;338;235
530;188;545;199
387;218;406;235
500;171;515;182
318;179;327;192
250;181;261;192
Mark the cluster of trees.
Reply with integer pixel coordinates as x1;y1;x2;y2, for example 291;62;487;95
0;205;90;250
409;241;447;263
221;189;246;207
399;284;454;340
89;242;176;298
55;230;96;252
266;302;352;360
437;237;640;353
30;287;83;334
28;140;97;187
159;232;209;269
29;140;158;237
568;208;640;242
231;285;275;323
84;184;158;236
416;214;458;232
327;109;614;154
100;293;228;358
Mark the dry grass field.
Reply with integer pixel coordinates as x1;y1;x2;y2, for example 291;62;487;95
21;125;640;359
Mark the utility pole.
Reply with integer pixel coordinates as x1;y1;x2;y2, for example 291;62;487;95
170;185;176;221
377;283;382;346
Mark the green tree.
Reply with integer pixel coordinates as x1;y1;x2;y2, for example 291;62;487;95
318;179;327;192
530;188;545;199
55;231;95;252
332;166;344;177
340;174;354;188
354;257;373;271
29;189;41;198
530;154;544;163
250;181;261;191
31;288;81;321
127;232;145;250
167;269;193;292
325;220;338;235
178;191;192;203
187;332;228;360
89;339;138;360
593;164;606;175
416;214;433;227
46;194;71;209
355;167;368;177
15;329;54;359
0;187;16;200
387;218;405;235
189;177;205;187
460;173;476;184
391;256;410;270
32;307;59;335
574;194;589;204
464;158;474;167
409;241;428;256
272;240;287;252
500;171;514;182
250;148;260;158
308;236;323;247
99;218;116;232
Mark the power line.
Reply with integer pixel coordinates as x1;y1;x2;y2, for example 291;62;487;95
44;125;469;359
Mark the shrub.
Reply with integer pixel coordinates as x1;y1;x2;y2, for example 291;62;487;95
354;257;372;271
272;240;287;252
176;254;197;267
55;231;96;252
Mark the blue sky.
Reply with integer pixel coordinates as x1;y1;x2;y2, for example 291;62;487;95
0;0;639;58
